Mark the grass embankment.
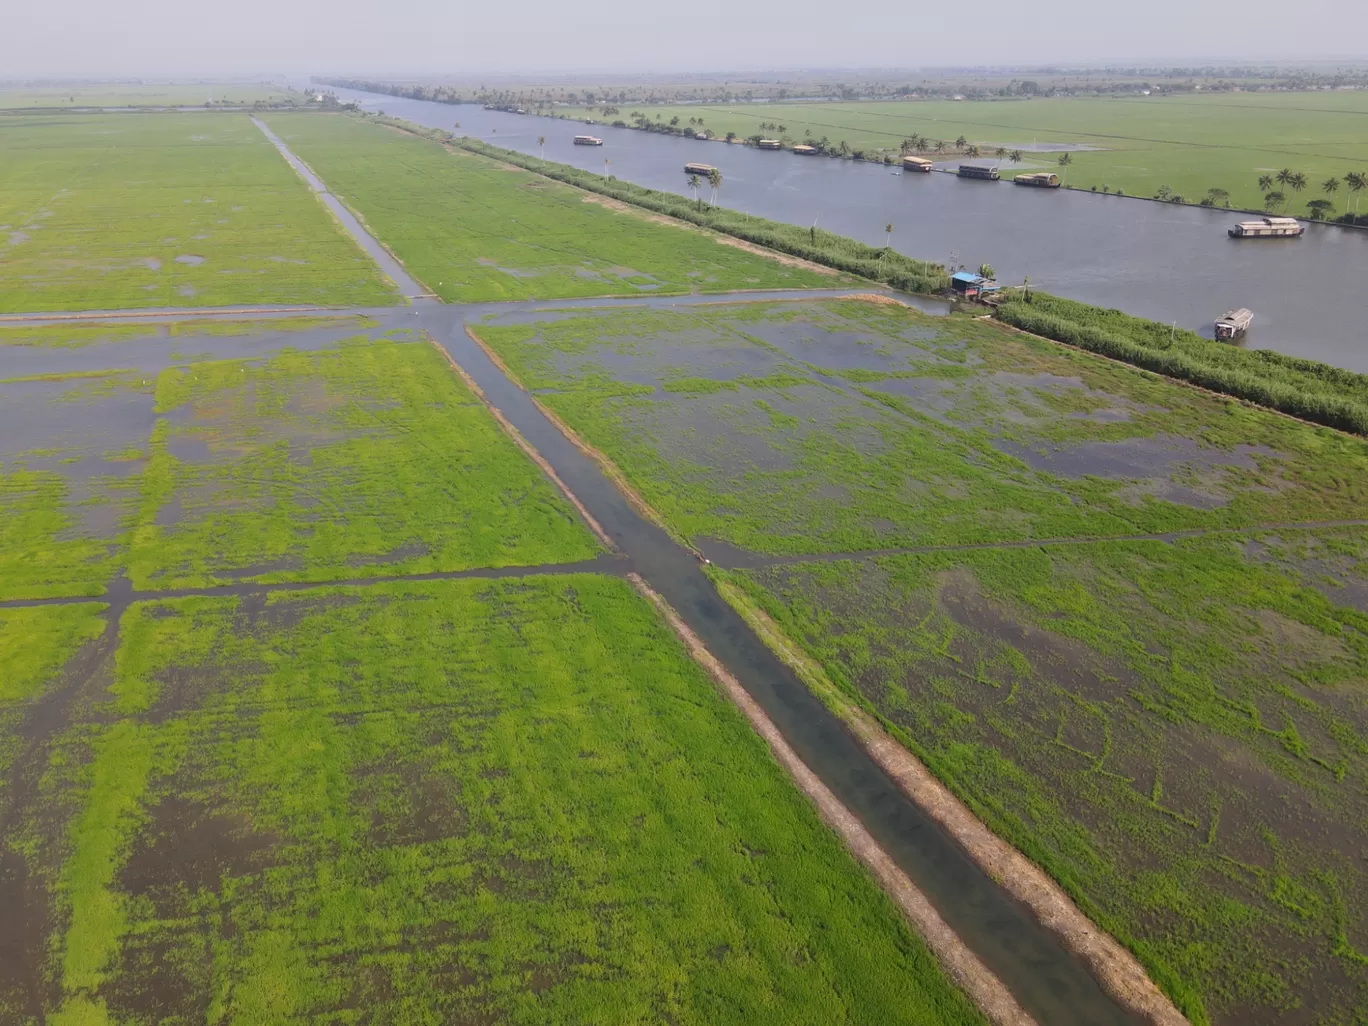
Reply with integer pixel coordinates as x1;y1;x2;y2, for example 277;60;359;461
0;113;397;312
575;93;1368;215
0;320;599;601
22;576;984;1026
994;292;1368;435
476;296;1368;1024
455;138;949;295
259;113;848;301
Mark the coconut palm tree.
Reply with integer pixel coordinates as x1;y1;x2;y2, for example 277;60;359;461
706;167;722;206
995;147;1007;160
1288;173;1307;209
1257;174;1273;193
1057;152;1072;184
1347;171;1366;213
1276;167;1294;192
1322;176;1340;203
687;173;701;209
1009;149;1023;165
954;135;968;152
1264;190;1285;211
934;139;947;154
538;135;545;159
884;222;894;248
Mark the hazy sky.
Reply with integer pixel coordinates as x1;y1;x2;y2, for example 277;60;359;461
8;0;1367;78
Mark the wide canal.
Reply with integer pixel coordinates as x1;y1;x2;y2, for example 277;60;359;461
326;85;1368;373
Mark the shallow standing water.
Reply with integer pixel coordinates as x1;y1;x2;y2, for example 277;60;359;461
322;85;1368;373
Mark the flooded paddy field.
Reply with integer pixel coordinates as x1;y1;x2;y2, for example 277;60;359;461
0;311;993;1025
0;114;397;312
476;296;1368;1025
0;576;985;1026
0;315;599;601
259;113;852;303
476;297;1368;557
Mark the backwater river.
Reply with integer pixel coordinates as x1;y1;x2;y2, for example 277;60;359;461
325;85;1368;373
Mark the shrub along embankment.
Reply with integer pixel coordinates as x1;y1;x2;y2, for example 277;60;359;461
456;137;949;295
995;292;1368;436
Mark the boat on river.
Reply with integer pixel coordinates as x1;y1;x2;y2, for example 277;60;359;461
684;162;717;176
1014;172;1060;188
958;164;1000;181
1228;217;1303;238
902;156;934;172
573;135;603;146
1215;308;1254;340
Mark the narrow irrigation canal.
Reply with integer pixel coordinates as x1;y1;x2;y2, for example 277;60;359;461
419;303;1140;1026
249;119;1144;1025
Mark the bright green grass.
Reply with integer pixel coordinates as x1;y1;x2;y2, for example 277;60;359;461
29;576;983;1026
718;528;1368;1026
259;112;848;302
0;85;296;109
0;316;373;349
0;324;599;601
0;113;398;312
585;93;1368;213
475;299;1368;556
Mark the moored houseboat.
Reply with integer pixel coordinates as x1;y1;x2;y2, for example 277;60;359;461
757;139;781;150
1228;217;1303;238
1214;308;1254;340
1014;172;1060;188
902;156;934;172
573;135;603;146
792;144;817;155
958;164;1001;181
684;162;716;176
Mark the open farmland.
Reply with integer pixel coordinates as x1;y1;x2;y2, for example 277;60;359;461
579;92;1368;213
0;306;986;1026
0;84;297;109
0;315;599;601
476;296;1368;1025
259;112;851;301
0;113;398;312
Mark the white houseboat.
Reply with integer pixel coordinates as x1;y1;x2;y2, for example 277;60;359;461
1228;217;1303;238
573;135;603;146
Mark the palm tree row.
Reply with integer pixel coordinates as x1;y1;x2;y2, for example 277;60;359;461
1257;168;1367;218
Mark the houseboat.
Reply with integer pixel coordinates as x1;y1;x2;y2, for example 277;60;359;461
1214;308;1254;340
1228;217;1303;238
958;164;1001;181
1014;172;1060;188
950;272;1000;298
573;135;603;146
792;144;818;155
902;156;934;172
684;162;716;176
757;139;781;150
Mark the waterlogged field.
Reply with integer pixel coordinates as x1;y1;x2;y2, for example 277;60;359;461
476;298;1368;555
581;92;1368;213
259;112;850;302
477;297;1368;1025
0;316;598;601
0;576;984;1026
0;113;397;312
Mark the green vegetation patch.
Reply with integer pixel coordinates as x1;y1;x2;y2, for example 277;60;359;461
0;321;598;601
719;527;1368;1026
22;576;982;1026
995;291;1368;435
476;299;1368;556
259;113;846;302
0;113;397;312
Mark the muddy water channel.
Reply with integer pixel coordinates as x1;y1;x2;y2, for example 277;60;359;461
419;303;1141;1026
325;85;1368;373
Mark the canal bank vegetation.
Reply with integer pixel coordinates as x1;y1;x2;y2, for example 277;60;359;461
474;295;1368;1026
456;138;949;295
994;292;1368;436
